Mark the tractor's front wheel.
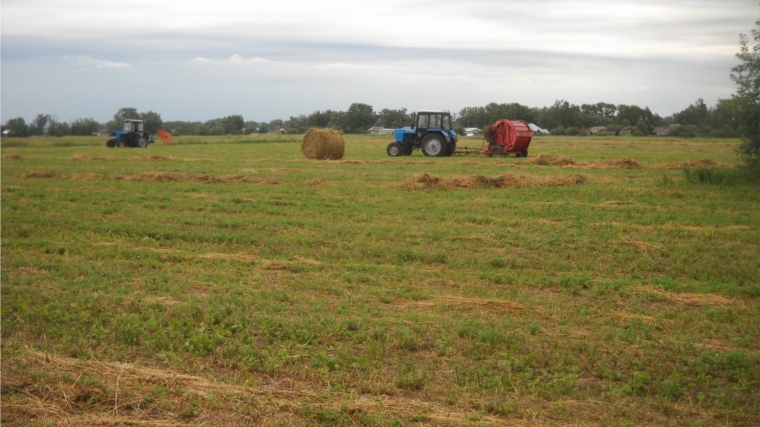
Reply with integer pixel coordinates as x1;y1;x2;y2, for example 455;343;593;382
137;137;149;148
421;134;447;157
106;138;116;148
387;142;404;157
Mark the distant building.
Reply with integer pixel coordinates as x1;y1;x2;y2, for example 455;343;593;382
587;126;606;135
369;126;395;135
528;123;550;134
652;124;680;136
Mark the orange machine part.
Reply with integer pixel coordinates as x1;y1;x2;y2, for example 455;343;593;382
484;120;533;154
156;129;172;144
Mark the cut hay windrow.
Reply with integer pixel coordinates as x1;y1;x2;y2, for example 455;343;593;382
653;159;724;169
14;170;268;184
304;178;327;186
524;154;577;166
302;128;345;160
70;153;88;160
1;153;23;159
398;172;587;190
130;155;175;161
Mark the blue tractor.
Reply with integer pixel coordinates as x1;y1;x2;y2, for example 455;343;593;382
106;119;154;148
386;111;458;157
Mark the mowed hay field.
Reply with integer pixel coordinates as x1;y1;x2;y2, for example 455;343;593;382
2;134;759;426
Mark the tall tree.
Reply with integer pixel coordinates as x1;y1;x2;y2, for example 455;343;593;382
731;17;760;172
376;108;410;128
30;114;51;135
345;103;375;133
70;118;100;136
107;107;140;132
140;111;163;135
4;117;29;137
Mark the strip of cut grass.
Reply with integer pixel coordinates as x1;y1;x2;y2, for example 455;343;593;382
2;135;759;426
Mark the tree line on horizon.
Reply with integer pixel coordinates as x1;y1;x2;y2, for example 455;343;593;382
0;97;743;139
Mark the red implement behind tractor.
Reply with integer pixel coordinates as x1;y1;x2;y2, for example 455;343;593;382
482;119;534;157
455;119;534;157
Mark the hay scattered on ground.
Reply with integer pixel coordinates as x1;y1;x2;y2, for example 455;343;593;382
130;155;175;161
398;172;587;190
607;157;643;168
525;154;577;166
654;159;723;169
601;200;635;206
4;350;516;427
91;155;118;160
304;178;327;186
405;296;530;316
70;153;88;160
200;253;258;261
622;240;662;252
15;170;267;184
1;153;23;159
641;289;742;308
302;128;345;160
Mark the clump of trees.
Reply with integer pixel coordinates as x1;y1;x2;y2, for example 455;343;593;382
1;114;102;137
731;18;760;173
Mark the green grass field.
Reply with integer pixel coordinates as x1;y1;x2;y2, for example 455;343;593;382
2;134;759;426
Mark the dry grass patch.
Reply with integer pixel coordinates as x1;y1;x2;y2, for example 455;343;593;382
130;155;175;161
524;154;577;166
398;172;587;190
200;253;257;261
304;178;328;186
4;350;523;427
601;200;635;206
16;171;265;184
654;159;724;169
402;296;530;316
640;289;742;309
1;153;23;159
143;296;183;306
15;170;63;179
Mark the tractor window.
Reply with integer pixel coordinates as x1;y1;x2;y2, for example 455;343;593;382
137;122;144;132
417;114;429;128
442;115;450;131
123;122;132;132
430;114;442;129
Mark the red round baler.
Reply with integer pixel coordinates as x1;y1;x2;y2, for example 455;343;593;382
483;119;534;157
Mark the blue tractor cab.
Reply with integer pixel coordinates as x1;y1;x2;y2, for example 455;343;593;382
106;119;154;148
386;111;458;157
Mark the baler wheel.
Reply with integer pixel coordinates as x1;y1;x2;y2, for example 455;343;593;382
387;142;404;157
490;146;504;158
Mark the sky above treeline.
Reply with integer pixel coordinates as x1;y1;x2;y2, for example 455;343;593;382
1;0;756;123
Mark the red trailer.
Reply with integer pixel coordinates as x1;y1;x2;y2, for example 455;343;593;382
482;119;534;157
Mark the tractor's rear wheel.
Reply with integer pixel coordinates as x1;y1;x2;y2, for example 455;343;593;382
490;146;504;158
421;134;447;157
137;137;148;148
387;142;403;157
446;141;457;156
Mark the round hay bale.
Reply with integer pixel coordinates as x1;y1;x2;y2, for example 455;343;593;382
302;129;345;160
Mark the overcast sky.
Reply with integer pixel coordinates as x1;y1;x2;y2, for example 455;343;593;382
1;0;756;123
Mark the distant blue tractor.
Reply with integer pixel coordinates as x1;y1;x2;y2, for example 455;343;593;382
106;119;154;148
386;111;458;157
